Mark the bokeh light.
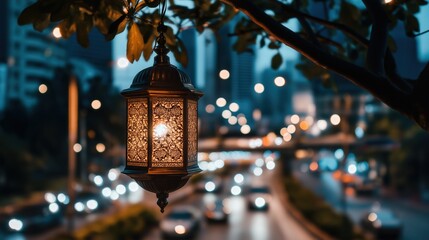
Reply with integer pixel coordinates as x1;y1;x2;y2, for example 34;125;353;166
274;76;286;87
219;69;230;80
254;83;265;93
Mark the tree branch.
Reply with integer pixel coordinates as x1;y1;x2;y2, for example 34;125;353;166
220;0;419;125
271;1;412;92
362;0;389;76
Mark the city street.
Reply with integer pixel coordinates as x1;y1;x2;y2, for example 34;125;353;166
143;165;315;240
293;160;429;240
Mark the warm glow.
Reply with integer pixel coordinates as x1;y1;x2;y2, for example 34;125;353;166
368;213;378;222
154;123;168;138
96;143;106;153
39;84;48;94
283;133;292;142
309;161;319;171
240;125;251;134
73;143;82;153
305;116;314;126
222;110;232;119
219;69;230;80
274;76;286;87
117;57;129;68
317;119;328;130
330;114;341;125
52;27;62;38
228;116;238;125
219;126;229;135
216;97;227;107
280;127;288;136
205;104;215;113
229;102;239;112
384;0;393;3
254;83;265;93
299;121;310;131
88;130;96;139
287;125;296;134
238;116;247;125
91;100;101;110
175;225;186;235
290;114;300;124
253;109;261;121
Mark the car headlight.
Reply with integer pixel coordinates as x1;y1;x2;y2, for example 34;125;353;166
49;203;60;213
8;218;23;231
255;197;266;208
174;225;186;235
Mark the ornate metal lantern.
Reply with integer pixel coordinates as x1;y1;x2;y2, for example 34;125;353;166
121;24;202;212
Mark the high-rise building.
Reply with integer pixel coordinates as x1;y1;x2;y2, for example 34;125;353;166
1;0;67;110
66;30;113;85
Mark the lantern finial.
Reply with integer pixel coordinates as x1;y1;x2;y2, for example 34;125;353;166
154;22;170;65
156;192;169;213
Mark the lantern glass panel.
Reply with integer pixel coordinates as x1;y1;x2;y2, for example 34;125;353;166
187;100;198;167
127;98;148;167
152;97;184;167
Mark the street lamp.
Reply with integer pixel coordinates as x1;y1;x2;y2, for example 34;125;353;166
121;23;203;212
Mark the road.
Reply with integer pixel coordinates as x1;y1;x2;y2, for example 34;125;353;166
293;161;429;240
2;160;316;240
143;167;315;240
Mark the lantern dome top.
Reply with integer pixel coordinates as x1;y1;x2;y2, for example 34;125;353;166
128;62;196;91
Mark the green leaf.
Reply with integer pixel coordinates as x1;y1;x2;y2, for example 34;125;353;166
58;19;76;38
406;1;420;13
106;14;127;41
33;13;51;32
387;34;397;52
268;41;279;49
271;53;283;70
50;3;70;22
143;34;155;61
146;0;161;8
259;37;266;48
127;21;144;62
18;3;41;25
172;38;188;67
76;14;93;48
395;7;406;21
405;14;420;36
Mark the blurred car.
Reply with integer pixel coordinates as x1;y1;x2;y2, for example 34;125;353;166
4;202;62;233
247;186;271;211
204;198;230;223
160;207;201;239
74;190;110;214
360;208;402;239
354;179;380;196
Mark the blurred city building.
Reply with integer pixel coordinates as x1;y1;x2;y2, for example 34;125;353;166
0;0;67;110
0;1;113;112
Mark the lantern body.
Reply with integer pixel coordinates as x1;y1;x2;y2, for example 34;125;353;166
121;58;202;212
125;96;199;172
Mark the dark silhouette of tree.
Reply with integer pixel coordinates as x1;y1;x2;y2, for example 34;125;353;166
17;0;429;130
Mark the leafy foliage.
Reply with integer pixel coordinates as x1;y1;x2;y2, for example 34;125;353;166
17;0;428;78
